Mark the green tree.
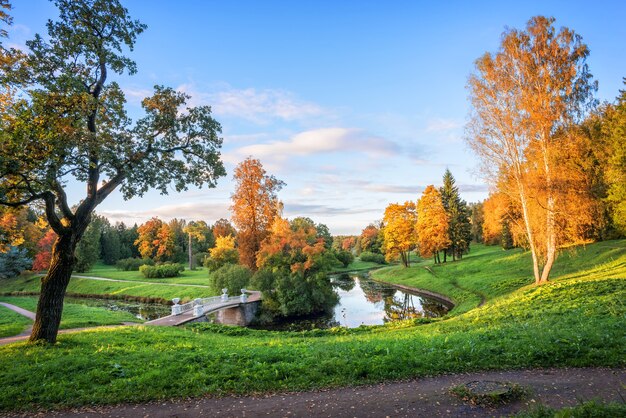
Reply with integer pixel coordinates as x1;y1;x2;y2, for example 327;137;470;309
100;222;121;265
468;202;484;243
603;82;626;235
74;216;102;273
439;169;472;261
0;0;225;343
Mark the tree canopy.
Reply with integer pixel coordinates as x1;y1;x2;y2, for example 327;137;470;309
0;0;226;343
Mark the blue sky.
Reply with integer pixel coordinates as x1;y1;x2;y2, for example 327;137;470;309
7;1;626;234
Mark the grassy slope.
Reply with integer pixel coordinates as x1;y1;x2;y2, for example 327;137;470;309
372;241;626;315
0;240;624;411
0;272;211;302
0;296;142;331
0;305;32;337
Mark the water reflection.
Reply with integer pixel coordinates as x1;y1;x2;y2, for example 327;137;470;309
330;274;448;327
64;297;170;321
255;272;451;330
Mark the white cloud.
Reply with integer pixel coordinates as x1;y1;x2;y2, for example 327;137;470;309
426;117;462;132
100;201;229;224
230;127;400;163
177;84;325;123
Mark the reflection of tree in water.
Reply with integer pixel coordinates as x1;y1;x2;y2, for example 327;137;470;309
359;278;395;303
421;298;449;317
383;293;449;322
331;273;356;292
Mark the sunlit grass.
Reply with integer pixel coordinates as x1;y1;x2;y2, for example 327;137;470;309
0;240;623;412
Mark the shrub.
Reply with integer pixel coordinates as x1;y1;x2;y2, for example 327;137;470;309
359;251;386;264
115;257;154;271
210;264;252;295
139;263;184;278
335;250;354;267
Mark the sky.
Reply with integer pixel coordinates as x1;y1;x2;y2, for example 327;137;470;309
6;1;626;235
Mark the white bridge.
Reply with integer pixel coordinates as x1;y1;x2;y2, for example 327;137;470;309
145;289;262;327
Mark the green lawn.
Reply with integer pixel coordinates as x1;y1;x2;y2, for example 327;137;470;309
331;258;385;273
0;240;624;412
0;296;143;331
0;272;213;303
84;262;212;286
0;304;32;338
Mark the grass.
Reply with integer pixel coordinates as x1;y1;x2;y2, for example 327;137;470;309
372;241;626;315
0;240;624;412
516;400;626;417
85;262;212;286
0;304;32;337
0;296;142;331
0;272;212;303
331;258;385;273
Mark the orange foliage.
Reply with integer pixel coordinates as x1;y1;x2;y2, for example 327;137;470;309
32;229;56;271
256;216;326;275
231;158;284;270
416;186;450;261
341;237;355;251
382;202;417;267
135;217;175;261
212;218;236;238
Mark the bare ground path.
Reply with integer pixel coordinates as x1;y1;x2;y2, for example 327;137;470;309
5;367;623;418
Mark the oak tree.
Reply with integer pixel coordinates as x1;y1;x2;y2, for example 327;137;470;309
0;0;225;342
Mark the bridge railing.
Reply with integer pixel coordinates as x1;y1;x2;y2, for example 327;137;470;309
171;291;250;316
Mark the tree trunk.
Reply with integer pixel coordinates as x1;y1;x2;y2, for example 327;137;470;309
515;174;541;284
29;233;77;344
539;143;556;284
188;233;193;270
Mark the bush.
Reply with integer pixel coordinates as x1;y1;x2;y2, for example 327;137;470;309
335;250;354;267
359;251;386;264
210;264;252;295
139;263;184;278
115;257;154;271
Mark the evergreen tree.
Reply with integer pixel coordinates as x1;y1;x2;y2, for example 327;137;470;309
439;169;472;261
0;246;32;279
100;225;121;265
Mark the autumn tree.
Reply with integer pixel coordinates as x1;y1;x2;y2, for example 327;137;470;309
32;229;56;272
439;169;472;261
206;234;238;271
230;157;284;270
360;223;383;254
212;218;236;238
416;186;450;264
254;216;337;318
382;202;417;267
0;0;226;343
466;16;596;284
135;218;175;262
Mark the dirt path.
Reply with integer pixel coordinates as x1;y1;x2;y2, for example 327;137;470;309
6;367;623;418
